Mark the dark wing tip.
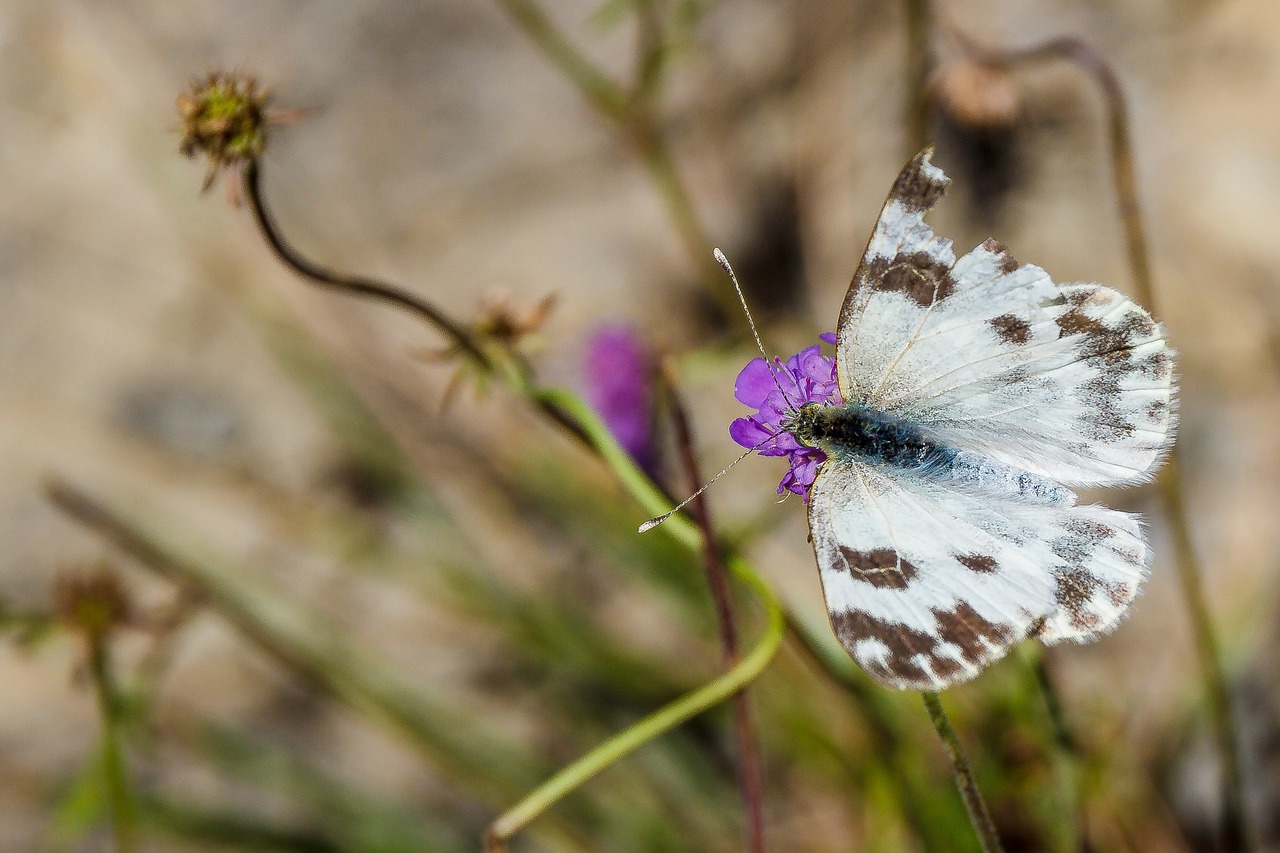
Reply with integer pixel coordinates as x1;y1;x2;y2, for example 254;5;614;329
890;148;951;214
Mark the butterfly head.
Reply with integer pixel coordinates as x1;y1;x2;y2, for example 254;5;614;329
781;402;826;449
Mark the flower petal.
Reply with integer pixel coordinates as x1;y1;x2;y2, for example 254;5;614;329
729;416;774;449
732;334;842;500
734;358;778;407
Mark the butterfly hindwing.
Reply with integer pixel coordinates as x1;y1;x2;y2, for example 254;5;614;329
836;151;1175;488
808;459;1149;690
1033;504;1151;644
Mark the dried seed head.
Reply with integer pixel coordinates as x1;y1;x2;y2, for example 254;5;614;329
932;59;1022;131
475;293;558;345
54;563;132;638
178;71;270;190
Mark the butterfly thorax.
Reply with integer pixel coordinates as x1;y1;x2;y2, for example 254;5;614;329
786;402;954;472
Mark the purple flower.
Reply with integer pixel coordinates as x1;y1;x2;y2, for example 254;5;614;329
584;324;657;475
729;333;842;500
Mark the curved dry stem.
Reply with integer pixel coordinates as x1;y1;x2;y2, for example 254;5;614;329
243;160;493;371
241;159;592;448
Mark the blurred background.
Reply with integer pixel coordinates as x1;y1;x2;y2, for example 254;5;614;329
3;0;1280;850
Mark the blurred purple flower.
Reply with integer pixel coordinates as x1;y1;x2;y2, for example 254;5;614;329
584;324;657;475
730;333;841;500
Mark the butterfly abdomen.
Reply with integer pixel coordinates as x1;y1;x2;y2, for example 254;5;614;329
795;403;1074;506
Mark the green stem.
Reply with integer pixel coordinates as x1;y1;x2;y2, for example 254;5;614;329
88;633;138;853
922;691;1005;853
786;609;947;845
1025;649;1086;852
1161;457;1247;851
492;0;628;122
486;571;784;850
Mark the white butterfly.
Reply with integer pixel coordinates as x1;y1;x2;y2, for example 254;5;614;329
763;150;1175;690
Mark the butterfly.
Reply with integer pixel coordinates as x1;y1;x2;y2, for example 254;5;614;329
737;149;1175;690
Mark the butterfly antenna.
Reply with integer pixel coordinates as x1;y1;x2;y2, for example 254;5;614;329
639;431;780;533
713;248;799;411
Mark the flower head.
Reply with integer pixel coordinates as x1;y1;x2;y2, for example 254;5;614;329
729;333;842;499
54;562;134;639
585;325;657;475
178;72;271;191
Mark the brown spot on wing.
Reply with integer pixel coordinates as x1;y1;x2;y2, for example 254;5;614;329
932;601;1016;654
835;547;918;590
890;149;949;212
1051;518;1113;565
1055;291;1157;361
1054;567;1104;631
1137;351;1172;380
1049;516;1132;633
1051;289;1170;445
956;553;998;574
979;237;1021;274
830;609;935;686
829;601;1020;689
870;252;956;307
838;150;952;330
1108;582;1133;607
990;313;1031;345
1077;372;1135;440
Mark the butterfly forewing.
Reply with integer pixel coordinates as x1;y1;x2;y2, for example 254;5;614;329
837;150;1174;488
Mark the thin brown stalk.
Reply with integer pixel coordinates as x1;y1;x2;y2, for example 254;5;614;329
903;0;934;156
663;364;766;853
241;159;591;448
1160;456;1246;851
945;30;1249;852
922;691;1005;853
242;160;492;371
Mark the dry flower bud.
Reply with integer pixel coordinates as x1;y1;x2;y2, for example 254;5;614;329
932;59;1022;131
178;71;271;191
54;563;132;638
475;293;558;345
